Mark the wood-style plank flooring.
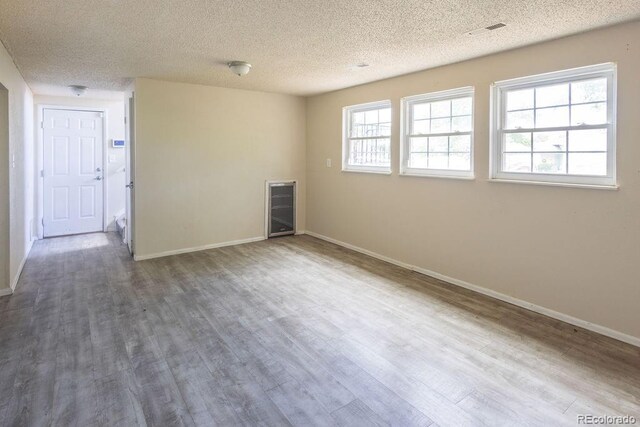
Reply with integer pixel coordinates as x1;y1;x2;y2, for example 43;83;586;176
0;232;638;426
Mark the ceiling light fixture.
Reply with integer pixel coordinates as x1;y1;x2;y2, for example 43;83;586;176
228;61;252;77
68;85;88;97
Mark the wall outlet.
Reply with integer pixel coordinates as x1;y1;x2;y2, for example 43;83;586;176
326;158;332;168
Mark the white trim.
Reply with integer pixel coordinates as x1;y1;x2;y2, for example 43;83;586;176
304;230;640;348
488;178;619;190
133;236;265;261
36;105;109;238
400;172;475;181
400;86;474;179
0;288;12;297
490;63;617;187
342;100;392;174
342;169;392;175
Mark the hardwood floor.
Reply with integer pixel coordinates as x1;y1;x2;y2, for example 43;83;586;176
0;232;638;426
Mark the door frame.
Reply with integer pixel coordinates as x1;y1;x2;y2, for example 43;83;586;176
36;105;108;239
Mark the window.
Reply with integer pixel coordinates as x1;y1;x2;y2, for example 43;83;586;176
401;87;474;178
491;63;616;187
343;100;392;173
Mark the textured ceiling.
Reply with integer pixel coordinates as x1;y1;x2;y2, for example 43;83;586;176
0;0;639;96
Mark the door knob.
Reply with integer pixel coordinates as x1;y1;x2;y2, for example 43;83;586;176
96;167;102;172
95;176;102;181
125;181;134;189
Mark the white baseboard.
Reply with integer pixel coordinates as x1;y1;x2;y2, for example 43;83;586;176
134;236;266;261
0;287;12;297
305;230;640;348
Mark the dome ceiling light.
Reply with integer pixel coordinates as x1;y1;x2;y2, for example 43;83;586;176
228;61;252;77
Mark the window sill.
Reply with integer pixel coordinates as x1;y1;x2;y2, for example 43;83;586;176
400;172;475;181
342;168;392;175
488;178;619;190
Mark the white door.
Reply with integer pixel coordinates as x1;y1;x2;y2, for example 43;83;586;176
43;109;104;237
125;95;135;255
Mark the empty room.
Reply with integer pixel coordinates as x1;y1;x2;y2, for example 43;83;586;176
0;1;639;426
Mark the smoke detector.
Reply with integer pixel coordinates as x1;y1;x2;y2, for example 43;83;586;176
68;85;88;97
467;22;506;36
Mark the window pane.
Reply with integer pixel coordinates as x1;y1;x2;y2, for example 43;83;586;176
349;138;390;166
352;111;365;125
451;115;472;132
413;119;429;135
568;153;607;175
450;135;471;152
452;97;472;116
506;88;534;111
379;108;391;123
449;153;471;170
409;153;428;168
374;138;391;165
428;153;448;169
431;100;451;118
568;129;607;152
504;133;531;152
533;153;566;174
503;153;531;172
533;131;566;152
410;137;428;152
364;109;378;124
413;103;430;120
571;102;606;126
429;136;448;153
506;110;534;129
571;78;607;104
430;118;451;133
535;83;569;108
536;106;569;128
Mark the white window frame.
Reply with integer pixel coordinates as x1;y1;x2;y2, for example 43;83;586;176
490;63;617;188
400;87;475;179
342;100;392;174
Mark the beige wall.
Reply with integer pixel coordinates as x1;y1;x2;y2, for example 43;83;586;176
34;95;127;231
0;41;34;293
306;21;640;341
134;78;306;258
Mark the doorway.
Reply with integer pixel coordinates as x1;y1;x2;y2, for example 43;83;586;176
41;108;106;237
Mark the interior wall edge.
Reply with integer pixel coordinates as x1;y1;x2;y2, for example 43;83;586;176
305;230;640;348
9;238;32;292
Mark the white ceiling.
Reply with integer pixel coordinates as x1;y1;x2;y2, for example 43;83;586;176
0;0;638;96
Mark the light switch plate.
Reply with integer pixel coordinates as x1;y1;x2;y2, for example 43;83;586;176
326;158;332;168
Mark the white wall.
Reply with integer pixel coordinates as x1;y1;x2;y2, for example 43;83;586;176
0;41;34;294
133;78;306;259
305;21;640;342
34;95;126;231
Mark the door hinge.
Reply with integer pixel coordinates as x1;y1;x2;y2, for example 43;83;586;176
40;121;44;129
41;218;44;226
40;170;44;178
